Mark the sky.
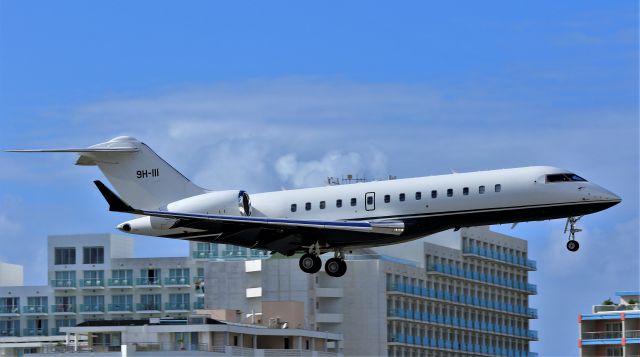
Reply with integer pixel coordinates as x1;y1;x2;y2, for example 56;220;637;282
0;1;638;355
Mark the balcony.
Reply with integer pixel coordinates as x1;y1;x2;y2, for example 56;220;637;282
22;305;48;315
164;302;190;312
79;304;105;314
0;329;19;337
23;328;48;336
627;330;640;338
0;305;20;316
193;301;205;309
463;245;537;270
136;303;161;313
192;250;217;259
51;279;76;289
426;264;537;294
316;313;343;323
108;304;133;313
386;283;538;319
79;278;105;289
108;278;133;288
51;304;76;314
593;303;640;313
386;334;534;356
50;327;66;336
164;277;190;287
136;277;162;288
316;288;344;298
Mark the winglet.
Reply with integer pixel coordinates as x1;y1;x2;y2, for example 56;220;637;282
93;180;135;213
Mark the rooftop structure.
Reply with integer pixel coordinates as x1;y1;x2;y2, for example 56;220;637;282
579;291;640;357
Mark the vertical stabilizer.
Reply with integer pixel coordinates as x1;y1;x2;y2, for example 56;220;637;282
76;136;206;209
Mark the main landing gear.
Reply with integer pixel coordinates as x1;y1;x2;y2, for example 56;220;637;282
298;244;347;277
564;216;583;252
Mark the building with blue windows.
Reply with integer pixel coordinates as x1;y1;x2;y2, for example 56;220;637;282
579;291;640;357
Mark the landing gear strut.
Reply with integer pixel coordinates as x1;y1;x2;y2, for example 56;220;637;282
325;249;347;277
299;242;322;274
564;216;583;252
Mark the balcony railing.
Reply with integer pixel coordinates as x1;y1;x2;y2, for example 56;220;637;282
79;278;105;288
22;305;47;314
582;331;622;340
193;301;205;309
386;334;534;356
51;304;76;313
23;328;48;336
387;283;538;318
427;264;537;294
108;304;133;312
164;277;190;286
593;304;640;313
463;245;537;270
165;302;190;311
387;308;538;339
107;278;133;287
51;279;76;288
79;304;105;313
136;277;162;286
50;327;67;336
626;330;640;338
0;305;20;314
192;250;269;259
136;303;161;311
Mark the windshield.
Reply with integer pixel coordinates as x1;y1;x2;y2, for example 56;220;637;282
546;173;587;183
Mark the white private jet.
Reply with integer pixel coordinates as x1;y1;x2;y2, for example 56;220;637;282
9;136;621;277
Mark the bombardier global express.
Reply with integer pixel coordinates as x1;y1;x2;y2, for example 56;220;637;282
9;136;621;277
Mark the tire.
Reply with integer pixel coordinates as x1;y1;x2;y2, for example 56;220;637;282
325;258;347;277
299;253;321;274
566;240;579;252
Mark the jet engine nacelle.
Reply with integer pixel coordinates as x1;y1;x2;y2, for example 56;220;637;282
167;190;252;216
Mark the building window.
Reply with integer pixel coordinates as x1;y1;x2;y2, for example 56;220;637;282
384;195;390;203
305;202;311;211
479;186;485;194
415;192;422;200
495;184;502;193
54;247;76;265
463;187;469;196
290;204;297;212
399;193;405;202
319;201;326;209
350;198;357;207
431;190;437;198
447;189;453;197
83;247;104;264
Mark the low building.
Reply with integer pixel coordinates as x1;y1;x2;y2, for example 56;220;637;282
579;291;640;357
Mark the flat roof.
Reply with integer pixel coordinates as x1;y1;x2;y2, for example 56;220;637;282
615;291;640;296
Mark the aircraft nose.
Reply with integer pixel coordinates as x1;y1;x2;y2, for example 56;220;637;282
595;187;622;204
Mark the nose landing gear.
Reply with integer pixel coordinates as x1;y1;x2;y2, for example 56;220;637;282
564;216;583;252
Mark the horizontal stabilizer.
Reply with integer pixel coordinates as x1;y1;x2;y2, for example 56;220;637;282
5;148;139;153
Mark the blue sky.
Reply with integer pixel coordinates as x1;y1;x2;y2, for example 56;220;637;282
0;1;638;355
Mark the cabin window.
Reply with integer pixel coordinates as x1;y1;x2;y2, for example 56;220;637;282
463;187;469;196
367;196;374;205
447;189;453;197
320;201;326;209
415;192;422;200
399;193;405;202
384;195;390;203
290;204;297;212
350;198;357;207
431;190;437;198
305;202;311;211
479;186;485;194
336;199;342;208
495;184;501;193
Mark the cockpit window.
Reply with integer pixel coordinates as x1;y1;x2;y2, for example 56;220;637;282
546;173;587;183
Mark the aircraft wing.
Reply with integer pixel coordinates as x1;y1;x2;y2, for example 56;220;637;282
93;180;404;236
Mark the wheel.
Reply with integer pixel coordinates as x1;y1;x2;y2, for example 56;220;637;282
325;258;347;277
566;240;580;252
299;253;322;274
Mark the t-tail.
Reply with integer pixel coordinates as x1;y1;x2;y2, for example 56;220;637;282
6;136;206;209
